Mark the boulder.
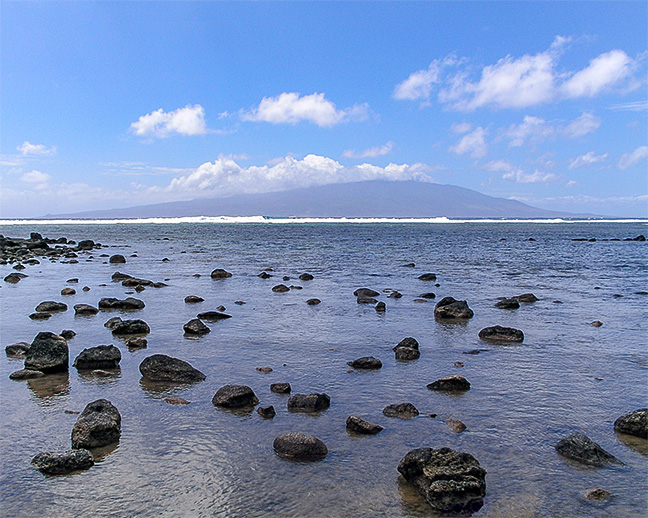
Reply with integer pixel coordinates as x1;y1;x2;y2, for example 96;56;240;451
258;271;272;279
271;382;291;394
60;330;76;340
299;273;314;281
478;326;524;343
357;296;378;304
61;287;76;296
210;268;232;279
9;368;45;380
383;403;419;419
184;295;204;304
375;301;386;312
73;345;121;370
257;405;276;419
306;298;321;305
110;319;150;335
495;298;520;309
393;337;420;361
183;318;210;335
35;301;67;313
346;416;383;435
111;271;132;282
287;393;330;413
447;418;467;433
109;254;126;264
398;447;487;514
98;297;145;311
434;297;474;320
614;409;648;439
427;375;471;392
29;312;51;320
272;284;290;293
74;303;99;316
24;332;68;373
586;488;612;501
514;293;539;303
555;432;622;466
31;449;94;475
418;273;437;281
273;432;328;461
419;292;436;299
5;342;30;359
4;272;27;283
71;399;121;449
354;288;379;298
388;291;403;299
104;317;123;330
347;356;382;370
212;385;259;408
139;354;206;382
125;337;147;349
76;239;95;250
196;311;232;321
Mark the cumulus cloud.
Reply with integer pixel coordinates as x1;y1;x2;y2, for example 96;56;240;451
240;93;370;127
561;50;633;98
343;141;394;159
618;145;648;169
449;127;488;158
130;105;208;138
484;159;559;184
568;151;608;169
393;59;449;102
17;141;56;156
21;170;51;183
505;112;600;147
450;122;473;134
562;112;601;138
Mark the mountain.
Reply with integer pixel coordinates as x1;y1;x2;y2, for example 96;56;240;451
46;180;593;219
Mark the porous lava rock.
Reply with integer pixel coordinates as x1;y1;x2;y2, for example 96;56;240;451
555;432;622;466
71;399;121;449
393;337;420;361
478;326;524;343
346;416;383;435
427;375;471;392
31;449;94;475
434;297;474;320
212;385;259;409
24;332;68;373
273;432;328;461
139;354;206;382
287;393;330;413
614;409;648;439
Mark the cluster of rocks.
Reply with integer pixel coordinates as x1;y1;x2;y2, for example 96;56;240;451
1;233;103;267
112;271;167;290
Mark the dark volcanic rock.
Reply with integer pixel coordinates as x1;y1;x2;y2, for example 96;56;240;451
614;409;648;439
418;273;438;281
273;432;328;461
196;311;232;321
60;330;76;340
346;416;383;434
9;368;45;380
76;239;96;250
109;254;126;264
71;399;121;449
104;317;123;330
478;326;524;343
74;303;99;316
35;301;67;313
31;449;94;475
586;488;612;501
272;284;290;293
357;296;378;304
398;447;487;514
210;268;232;279
73;345;121;370
212;385;259;408
354;288;380;298
184;295;204;304
110;319;150;335
98;297;145;311
287;393;330;413
419;292;436;299
258;271;272;279
347;356;383;370
4;272;28;283
383;403;419;419
24;332;68;373
306;298;321;305
299;273;314;281
139;354;206;382
257;405;276;419
555;432;622;466
375;301;386;312
111;271;132;282
271;382;291;394
427;375;471;392
495;298;520;309
29;312;52;320
434;297;474;320
125;337;147;349
6;342;30;359
183;318;211;335
61;287;76;296
394;337;420;361
514;293;539;303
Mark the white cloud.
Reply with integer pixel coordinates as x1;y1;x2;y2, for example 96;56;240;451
562;112;601;138
566;180;578;187
393;61;445;101
17;141;56;156
343;141;394;159
484;159;559;184
450;122;473;134
608;100;648;112
130;105;207;138
21;170;51;183
619;145;648;169
561;50;633;98
449;127;487;158
240;92;370;127
568;151;608;169
505;112;600;147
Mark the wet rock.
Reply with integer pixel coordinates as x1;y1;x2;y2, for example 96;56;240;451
109;254;126;264
630;234;646;241
591;320;604;327
74;303;99;316
183;318;210;335
125;337;147;349
61;287;76;296
427;375;471;392
165;397;190;405
514;293;539;303
614;409;647;439
217;305;227;311
111;271;132;282
306;298;321;305
393;337;420;361
383;403;419;419
121;277;159;288
478;326;524;343
346;416;383;434
35;301;68;313
257;405;276;419
10;368;45;380
388;291;403;299
418;273;437;281
375;301;386;312
287;393;330;413
73;345;121;370
357;296;378;304
110;319;150;335
24;332;68;373
71;399;121;449
258;271;272;279
5;272;28;283
354;288;380;298
98;297;145;311
434;297;474;320
271;382;291;394
212;385;259;408
401;263;416;267
76;239;96;250
210;268;232;279
196;311;232;321
299;273;314;281
104;317;123;330
13;263;26;270
273;432;328;461
555;432;622;466
347;356;382;370
256;367;273;373
29;312;52;320
31;449;94;475
282;276;290;281
586;488;612;501
495;298;520;309
5;342;30;359
184;295;204;303
272;284;290;293
140;354;206;382
447;418;467;433
398;447;487;515
419;292;436;299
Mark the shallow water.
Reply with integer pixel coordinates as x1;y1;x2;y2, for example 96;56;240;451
1;221;647;517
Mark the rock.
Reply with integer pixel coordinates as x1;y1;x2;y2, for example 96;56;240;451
109;254;126;264
183;318;210;335
184;295;204;303
73;345;121;370
67;278;79;283
427;375;471;392
271;382;291;394
125;337;147;349
347;356;382;370
282;276;290;281
631;234;646;241
586;488;612;501
82;286;90;292
287;393;330;413
393;337;420;361
418;273;437;281
306;298;321;305
210;268;232;279
111;271;132;282
515;293;539;303
13;263;26;270
299;273;314;281
383;403;419;419
196;311;232;321
104;317;123;330
9;368;45;380
31;449;94;475
4;272;27;283
419;292;436;299
478;326;524;343
217;305;227;311
139;354;206;382
434;297;474;320
165;397;190;405
35;301;67;313
29;312;52;320
354;288;379;298
212;385;259;408
346;416;383;434
388;291;403;299
357;296;378;304
258;271;272;279
257;405;276;419
98;297;145;311
74;303;99;315
401;263;415;267
61;287;76;296
454;361;464;368
495;298;520;309
398;447;487;514
614;409;648;439
447;418;467;433
273;432;327;461
24;332;68;373
71;399;121;449
110;319;150;335
256;367;273;373
76;239;96;250
375;301;386;312
555;432;622;466
591;320;603;327
5;342;30;359
272;284;290;293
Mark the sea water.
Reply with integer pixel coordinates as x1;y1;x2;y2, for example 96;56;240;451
0;220;646;517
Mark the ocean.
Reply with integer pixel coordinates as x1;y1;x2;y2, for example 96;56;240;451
1;219;646;517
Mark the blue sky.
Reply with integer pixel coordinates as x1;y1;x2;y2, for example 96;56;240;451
1;1;646;218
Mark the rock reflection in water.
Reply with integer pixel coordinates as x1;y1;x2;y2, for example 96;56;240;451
27;372;70;402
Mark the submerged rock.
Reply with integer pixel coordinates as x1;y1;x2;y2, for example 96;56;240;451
478;326;524;343
347;356;382;370
354;288;380;298
299;273;314;281
419;292;436;299
495;298;520;309
74;303;99;316
418;273;437;281
212;385;259;409
555;432;622;466
210;268;232;279
427;375;471;392
71;399;121;449
196;311;232;321
346;416;383;435
4;272;27;283
98;297;145;311
183;318;210;335
272;284;290;293
514;293;539;303
110;319;150;335
31;449;94;475
434;297;474;320
257;405;276;419
273;432;327;461
24;332;68;373
139;354;206;382
383;403;419;419
398;447;486;515
287;393;330;413
393;337;420;361
586;488;612;501
9;368;45;380
271;382;291;394
614;409;648;439
184;295;204;304
5;342;31;359
29;312;52;320
306;298;321;305
73;345;121;370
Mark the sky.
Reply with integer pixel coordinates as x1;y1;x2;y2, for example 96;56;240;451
1;1;647;218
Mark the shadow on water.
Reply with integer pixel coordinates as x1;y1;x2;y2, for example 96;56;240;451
27;372;70;401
